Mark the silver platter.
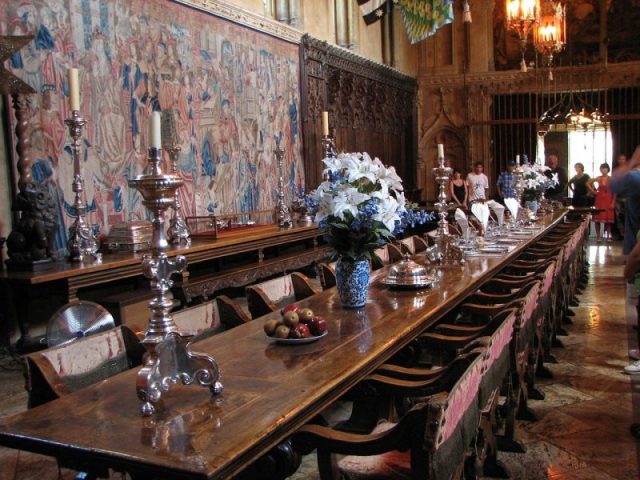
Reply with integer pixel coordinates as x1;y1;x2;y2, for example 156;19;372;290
382;277;435;289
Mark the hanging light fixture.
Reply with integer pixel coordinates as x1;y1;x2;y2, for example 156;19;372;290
505;0;540;72
534;1;566;77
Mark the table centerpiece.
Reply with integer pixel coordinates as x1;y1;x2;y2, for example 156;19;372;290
521;162;557;214
314;152;432;307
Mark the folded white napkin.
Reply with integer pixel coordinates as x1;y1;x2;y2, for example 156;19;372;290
487;200;505;227
471;202;490;232
504;198;519;221
455;208;469;239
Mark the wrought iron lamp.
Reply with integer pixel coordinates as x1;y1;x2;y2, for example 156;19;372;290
505;0;540;72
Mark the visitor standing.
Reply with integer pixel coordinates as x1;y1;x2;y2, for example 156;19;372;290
466;161;489;203
449;168;467;208
611;145;640;255
589;163;616;242
546;154;568;201
496;160;517;200
568;163;591;208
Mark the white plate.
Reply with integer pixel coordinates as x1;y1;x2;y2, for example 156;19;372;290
269;330;328;345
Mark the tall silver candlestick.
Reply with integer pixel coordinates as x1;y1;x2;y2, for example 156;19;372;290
129;147;222;416
165;145;191;246
433;153;452;238
426;150;464;265
275;145;292;228
65;111;101;263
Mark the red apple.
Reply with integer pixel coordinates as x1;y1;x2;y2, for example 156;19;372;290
309;316;328;336
281;304;299;315
282;311;300;328
298;308;314;323
290;323;311;339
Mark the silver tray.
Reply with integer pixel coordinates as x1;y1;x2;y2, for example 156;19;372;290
382;277;435;289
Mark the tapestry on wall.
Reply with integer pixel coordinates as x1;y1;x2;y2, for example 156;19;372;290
0;0;303;256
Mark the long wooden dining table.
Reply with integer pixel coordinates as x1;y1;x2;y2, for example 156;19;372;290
0;210;568;479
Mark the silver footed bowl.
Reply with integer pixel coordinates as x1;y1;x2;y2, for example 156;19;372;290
383;253;435;289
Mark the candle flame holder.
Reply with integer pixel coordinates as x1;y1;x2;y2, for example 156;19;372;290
274;146;292;229
129;147;222;416
65;111;101;263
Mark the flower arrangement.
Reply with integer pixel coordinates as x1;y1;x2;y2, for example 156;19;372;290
520;162;558;202
314;152;433;262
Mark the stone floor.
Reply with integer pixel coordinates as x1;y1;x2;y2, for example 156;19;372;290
0;239;638;480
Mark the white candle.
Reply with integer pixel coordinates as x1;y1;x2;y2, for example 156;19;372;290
67;68;80;111
516;154;520;166
322;111;329;136
149;111;161;149
437;143;444;158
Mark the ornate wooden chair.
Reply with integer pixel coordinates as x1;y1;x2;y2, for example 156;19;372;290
245;272;320;319
316;262;337;290
371;243;403;270
396;235;429;255
24;325;145;408
293;329;514;480
215;295;252;330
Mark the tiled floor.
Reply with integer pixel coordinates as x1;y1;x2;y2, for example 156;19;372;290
0;240;638;479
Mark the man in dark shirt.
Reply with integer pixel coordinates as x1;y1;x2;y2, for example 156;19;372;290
546;154;568;201
611;146;640;255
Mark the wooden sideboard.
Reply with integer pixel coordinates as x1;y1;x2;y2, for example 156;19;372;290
0;225;325;348
0;211;569;479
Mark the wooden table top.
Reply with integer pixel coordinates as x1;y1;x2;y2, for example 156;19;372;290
0;224;320;285
0;212;566;479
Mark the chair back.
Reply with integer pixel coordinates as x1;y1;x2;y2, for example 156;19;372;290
246;272;318;319
25;325;144;407
172;299;224;340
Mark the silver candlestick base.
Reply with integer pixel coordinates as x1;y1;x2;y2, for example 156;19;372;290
274;146;292;229
129;146;222;416
65;111;101;263
165;145;191;246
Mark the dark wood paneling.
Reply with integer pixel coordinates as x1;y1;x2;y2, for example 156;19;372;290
300;36;417;191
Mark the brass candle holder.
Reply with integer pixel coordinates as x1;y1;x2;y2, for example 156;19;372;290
65;110;101;263
129;147;222;416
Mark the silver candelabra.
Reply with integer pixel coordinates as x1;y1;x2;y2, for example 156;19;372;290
274;146;292;228
426;152;464;265
129;147;222;416
165;145;191;246
65;111;101;263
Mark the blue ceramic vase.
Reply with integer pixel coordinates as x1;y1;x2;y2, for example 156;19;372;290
335;258;370;308
525;200;539;214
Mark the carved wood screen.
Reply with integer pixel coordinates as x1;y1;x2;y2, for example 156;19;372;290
300;35;417;193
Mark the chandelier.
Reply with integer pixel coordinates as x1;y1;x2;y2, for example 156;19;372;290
506;0;540;71
539;90;608;132
534;1;566;68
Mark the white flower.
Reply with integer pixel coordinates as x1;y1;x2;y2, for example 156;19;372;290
330;186;370;221
377;164;403;192
374;195;401;232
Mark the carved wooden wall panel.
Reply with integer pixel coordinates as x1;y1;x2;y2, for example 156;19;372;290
300;35;417;192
